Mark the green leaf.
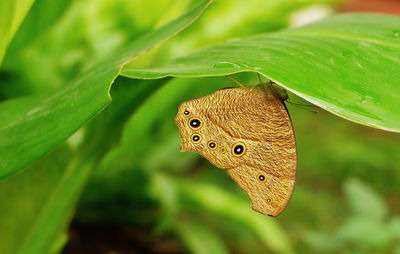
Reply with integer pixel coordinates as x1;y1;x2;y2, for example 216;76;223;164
343;178;387;220
337;217;390;248
0;0;213;178
0;145;81;254
80;77;168;164
149;173;180;234
0;0;74;97
305;232;341;252
122;13;400;132
0;78;169;254
175;220;230;254
0;0;35;63
181;181;294;254
388;217;400;240
127;0;341;68
3;0;73;61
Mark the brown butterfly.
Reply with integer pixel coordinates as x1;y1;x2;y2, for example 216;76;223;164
175;84;297;216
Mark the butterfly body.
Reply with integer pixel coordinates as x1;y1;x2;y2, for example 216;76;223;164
175;85;296;216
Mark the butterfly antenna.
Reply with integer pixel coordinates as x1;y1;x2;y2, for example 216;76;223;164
257;73;263;84
225;75;250;90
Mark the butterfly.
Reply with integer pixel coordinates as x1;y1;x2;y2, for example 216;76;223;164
175;84;297;216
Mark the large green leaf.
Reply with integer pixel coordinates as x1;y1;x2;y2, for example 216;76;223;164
0;0;35;63
122;13;400;132
0;0;213;178
127;0;341;69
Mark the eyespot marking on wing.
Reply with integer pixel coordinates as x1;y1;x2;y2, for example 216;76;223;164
208;141;217;149
232;142;246;157
258;174;266;182
191;134;201;143
189;118;202;130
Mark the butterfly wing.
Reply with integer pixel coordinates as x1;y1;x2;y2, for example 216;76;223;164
228;166;295;216
175;86;297;216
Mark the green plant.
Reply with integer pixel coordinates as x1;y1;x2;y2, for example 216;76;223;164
305;178;400;253
123;13;400;132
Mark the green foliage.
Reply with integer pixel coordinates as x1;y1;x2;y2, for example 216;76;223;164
305;179;400;253
0;145;74;254
0;0;212;178
0;0;399;254
0;0;35;63
344;178;387;220
175;220;230;254
123;13;400;132
83;76;293;253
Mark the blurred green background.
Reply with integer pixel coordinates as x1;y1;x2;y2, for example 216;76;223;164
1;0;400;253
